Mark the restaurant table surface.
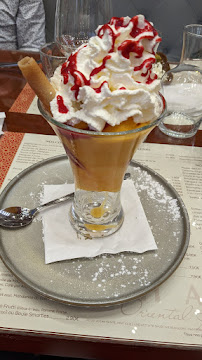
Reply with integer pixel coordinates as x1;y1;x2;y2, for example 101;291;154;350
0;49;202;360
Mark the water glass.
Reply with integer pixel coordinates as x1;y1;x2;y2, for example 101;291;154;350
159;24;202;139
40;42;66;78
180;24;202;68
54;0;113;57
158;64;202;138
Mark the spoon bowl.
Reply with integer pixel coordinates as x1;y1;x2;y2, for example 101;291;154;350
0;192;74;229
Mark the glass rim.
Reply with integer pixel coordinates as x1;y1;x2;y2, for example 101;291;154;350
38;94;166;137
39;42;66;60
184;24;202;36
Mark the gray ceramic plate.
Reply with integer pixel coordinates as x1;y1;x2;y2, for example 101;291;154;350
0;155;190;307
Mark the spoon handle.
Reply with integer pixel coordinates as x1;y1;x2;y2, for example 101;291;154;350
36;191;74;213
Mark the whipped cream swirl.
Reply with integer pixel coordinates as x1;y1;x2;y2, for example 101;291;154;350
50;15;162;131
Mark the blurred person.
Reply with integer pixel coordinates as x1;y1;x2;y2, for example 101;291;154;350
0;0;46;51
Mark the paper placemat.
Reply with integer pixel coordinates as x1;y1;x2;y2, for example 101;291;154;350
0;133;202;347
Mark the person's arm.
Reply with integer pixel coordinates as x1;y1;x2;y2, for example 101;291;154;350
16;0;46;51
0;0;18;49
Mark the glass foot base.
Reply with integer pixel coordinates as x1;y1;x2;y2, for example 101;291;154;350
69;205;124;238
158;112;200;138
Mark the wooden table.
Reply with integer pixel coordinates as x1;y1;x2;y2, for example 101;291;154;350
0;50;202;360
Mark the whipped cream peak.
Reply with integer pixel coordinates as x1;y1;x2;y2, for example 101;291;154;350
50;15;163;131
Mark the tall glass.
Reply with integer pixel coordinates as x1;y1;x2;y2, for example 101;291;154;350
38;97;165;238
180;24;202;68
158;64;202;139
159;24;202;139
39;42;66;79
55;0;113;57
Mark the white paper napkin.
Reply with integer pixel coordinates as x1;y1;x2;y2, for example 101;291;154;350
0;112;5;135
41;180;157;264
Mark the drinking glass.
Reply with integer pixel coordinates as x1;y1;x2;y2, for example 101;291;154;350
38;96;166;238
180;24;202;68
158;64;202;138
40;42;66;78
55;0;113;57
158;24;202;138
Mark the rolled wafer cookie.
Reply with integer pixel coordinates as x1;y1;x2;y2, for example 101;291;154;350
18;57;56;111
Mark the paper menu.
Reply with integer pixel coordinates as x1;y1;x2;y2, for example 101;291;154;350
0;132;202;347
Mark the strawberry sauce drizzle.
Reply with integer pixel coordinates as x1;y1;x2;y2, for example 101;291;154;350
108;17;130;30
118;40;143;59
146;73;157;85
57;95;69;113
97;24;119;53
93;81;108;93
90;55;111;77
61;49;90;100
134;56;158;85
71;70;89;99
130;17;160;45
134;57;156;73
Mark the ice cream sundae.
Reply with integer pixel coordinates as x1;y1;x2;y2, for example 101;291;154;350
18;15;165;237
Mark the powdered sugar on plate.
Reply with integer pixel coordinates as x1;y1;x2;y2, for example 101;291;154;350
133;166;181;221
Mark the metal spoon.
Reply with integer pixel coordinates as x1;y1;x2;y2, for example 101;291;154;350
0;173;131;229
0;192;74;229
